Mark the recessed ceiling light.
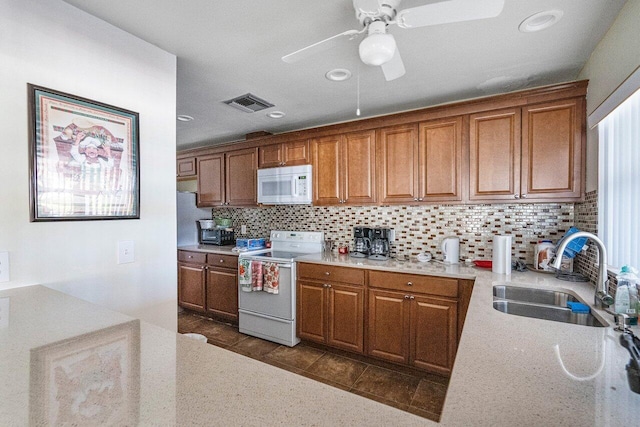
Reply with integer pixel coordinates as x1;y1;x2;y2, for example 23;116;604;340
519;10;563;33
267;111;285;119
325;68;352;82
177;115;194;122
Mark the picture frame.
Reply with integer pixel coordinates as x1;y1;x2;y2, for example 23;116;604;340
28;84;140;221
29;319;141;426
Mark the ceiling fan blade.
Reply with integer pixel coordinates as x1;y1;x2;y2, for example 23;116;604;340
396;0;505;29
381;47;405;81
282;29;362;64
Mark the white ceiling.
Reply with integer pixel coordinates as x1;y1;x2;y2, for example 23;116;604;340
62;0;627;150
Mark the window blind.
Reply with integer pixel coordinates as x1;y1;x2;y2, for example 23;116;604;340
598;87;640;269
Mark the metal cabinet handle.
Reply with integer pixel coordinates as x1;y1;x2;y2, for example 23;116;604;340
413;197;418;201
418;198;423;201
327;284;332;288
521;194;527;198
219;259;224;263
325;272;330;276
409;296;415;300
323;284;328;288
404;295;410;299
188;255;193;259
514;194;520;199
407;281;413;286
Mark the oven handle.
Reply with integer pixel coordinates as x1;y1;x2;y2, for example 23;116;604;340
242;259;292;269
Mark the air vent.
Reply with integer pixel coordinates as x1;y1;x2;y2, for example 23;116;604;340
223;93;274;113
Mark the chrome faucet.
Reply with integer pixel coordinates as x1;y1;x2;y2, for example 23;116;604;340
552;231;614;308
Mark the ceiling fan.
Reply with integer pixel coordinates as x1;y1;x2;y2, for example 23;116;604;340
282;0;505;81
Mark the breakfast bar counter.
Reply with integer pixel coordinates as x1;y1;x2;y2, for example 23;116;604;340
2;260;639;425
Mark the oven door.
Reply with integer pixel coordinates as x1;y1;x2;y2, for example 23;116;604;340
238;260;295;320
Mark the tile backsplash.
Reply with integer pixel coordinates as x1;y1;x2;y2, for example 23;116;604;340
213;202;574;264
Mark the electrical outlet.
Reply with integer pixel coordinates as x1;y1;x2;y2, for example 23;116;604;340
241;224;247;234
0;297;9;328
117;241;135;264
0;252;9;283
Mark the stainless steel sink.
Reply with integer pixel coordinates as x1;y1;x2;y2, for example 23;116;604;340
493;285;579;306
492;285;607;327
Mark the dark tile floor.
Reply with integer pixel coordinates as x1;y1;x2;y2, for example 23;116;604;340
178;312;449;422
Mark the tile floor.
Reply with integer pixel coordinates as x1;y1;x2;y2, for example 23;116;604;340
178;312;449;422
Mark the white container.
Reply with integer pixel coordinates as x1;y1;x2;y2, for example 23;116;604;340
535;240;555;271
492;235;512;275
442;236;460;264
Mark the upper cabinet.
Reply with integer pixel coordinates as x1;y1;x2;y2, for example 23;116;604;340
197;148;257;207
311;130;376;206
177;156;197;178
378;118;462;204
258;139;310;168
470;98;584;202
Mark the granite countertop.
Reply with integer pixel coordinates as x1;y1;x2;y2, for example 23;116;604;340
178;244;240;256
2;263;639;425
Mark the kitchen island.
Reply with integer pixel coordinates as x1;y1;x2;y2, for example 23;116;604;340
2;259;639;425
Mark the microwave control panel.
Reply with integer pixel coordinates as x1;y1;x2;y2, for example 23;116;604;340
295;175;309;196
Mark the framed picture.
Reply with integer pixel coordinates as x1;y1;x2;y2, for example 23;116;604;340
28;84;140;221
29;320;141;426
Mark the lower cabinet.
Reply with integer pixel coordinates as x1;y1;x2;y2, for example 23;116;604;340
296;263;465;376
178;250;238;321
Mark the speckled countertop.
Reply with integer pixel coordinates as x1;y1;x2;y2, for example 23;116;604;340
2;258;639;425
178;244;240;256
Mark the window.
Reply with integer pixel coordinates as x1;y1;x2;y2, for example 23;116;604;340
598;87;640;269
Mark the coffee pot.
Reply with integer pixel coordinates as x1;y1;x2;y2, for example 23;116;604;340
352;226;372;258
369;228;391;260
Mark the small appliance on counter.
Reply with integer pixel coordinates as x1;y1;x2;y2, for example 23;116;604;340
369;228;391;261
197;220;235;246
351;226;372;258
442;236;460;264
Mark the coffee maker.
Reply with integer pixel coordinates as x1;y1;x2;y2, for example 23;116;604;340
351;226;372;258
369;228;391;261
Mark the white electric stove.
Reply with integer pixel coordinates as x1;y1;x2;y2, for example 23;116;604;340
238;230;324;346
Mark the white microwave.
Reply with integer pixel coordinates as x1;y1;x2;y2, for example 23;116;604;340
257;164;313;205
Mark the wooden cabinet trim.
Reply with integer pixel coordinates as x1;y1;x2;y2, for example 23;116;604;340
178;250;207;264
298;263;365;285
206;253;238;267
369;270;458;297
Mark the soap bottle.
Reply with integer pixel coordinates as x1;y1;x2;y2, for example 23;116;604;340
615;266;638;322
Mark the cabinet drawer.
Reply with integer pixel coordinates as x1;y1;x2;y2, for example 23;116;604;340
178;251;206;264
298;263;365;285
369;271;458;298
206;253;238;267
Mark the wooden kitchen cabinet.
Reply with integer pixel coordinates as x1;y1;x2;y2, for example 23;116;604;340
198;149;257;207
377;124;419;203
177;156;197;178
368;271;458;375
178;251;207;313
258;139;310;168
311;130;376;206
469;98;584;202
178;250;239;321
297;263;365;353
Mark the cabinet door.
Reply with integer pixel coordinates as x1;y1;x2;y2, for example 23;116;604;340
377;124;419;203
311;135;342;205
178;263;206;313
327;284;364;354
297;280;327;343
226;148;257;206
342;130;376;205
197;154;225;207
283;139;310;166
521;98;583;200
177;157;196;178
367;289;410;364
410;295;457;375
418;117;463;202
469;108;521;201
258;144;283;168
206;268;238;321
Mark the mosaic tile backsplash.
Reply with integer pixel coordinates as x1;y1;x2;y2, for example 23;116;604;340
212;203;575;264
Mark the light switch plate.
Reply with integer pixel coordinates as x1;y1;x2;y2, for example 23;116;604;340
0;252;9;283
0;297;9;328
117;241;135;264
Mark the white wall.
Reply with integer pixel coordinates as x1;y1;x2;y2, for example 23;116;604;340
579;0;640;192
0;0;178;330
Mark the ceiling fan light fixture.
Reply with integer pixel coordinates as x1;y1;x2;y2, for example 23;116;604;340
519;10;563;33
359;32;396;66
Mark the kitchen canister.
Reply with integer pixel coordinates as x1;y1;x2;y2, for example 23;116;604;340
441;236;460;264
492;235;512;275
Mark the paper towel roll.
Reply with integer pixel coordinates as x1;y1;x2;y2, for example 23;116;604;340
492;235;512;275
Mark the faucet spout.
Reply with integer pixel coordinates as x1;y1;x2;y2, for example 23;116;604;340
552;231;614;308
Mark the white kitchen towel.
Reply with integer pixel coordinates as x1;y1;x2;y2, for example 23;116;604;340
238;258;252;292
492;235;512;275
251;260;263;291
262;262;280;295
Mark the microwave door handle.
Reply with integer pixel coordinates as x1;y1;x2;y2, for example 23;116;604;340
292;177;298;197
